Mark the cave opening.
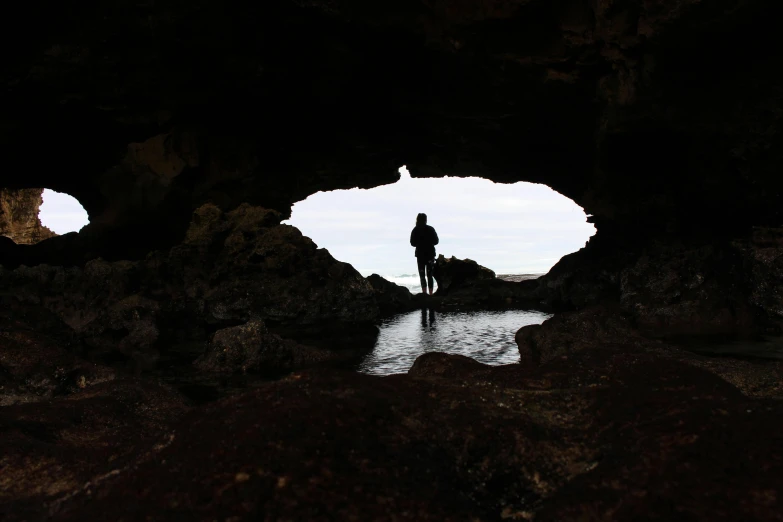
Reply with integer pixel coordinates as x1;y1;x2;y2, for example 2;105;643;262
38;189;90;236
285;166;596;293
0;187;88;245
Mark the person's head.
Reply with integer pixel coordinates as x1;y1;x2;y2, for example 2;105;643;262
416;213;427;226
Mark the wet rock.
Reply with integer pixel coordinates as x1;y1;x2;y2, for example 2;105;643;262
516;305;783;400
40;350;783;522
515;305;670;366
194;319;335;374
0;378;189;521
434;255;495;294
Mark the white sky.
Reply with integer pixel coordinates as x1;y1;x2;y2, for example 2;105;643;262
39;189;90;234
285;167;595;276
38;169;596;276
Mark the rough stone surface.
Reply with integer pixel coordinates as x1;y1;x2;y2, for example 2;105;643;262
522;229;783;339
516;305;783;400
0;379;189;521
1;0;781;264
0;204;379;371
15;350;780;522
434;255;496;294
0;299;115;406
366;273;416;315
0;188;56;245
194;319;336;374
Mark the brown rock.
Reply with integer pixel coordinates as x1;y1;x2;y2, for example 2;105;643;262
0;188;56;245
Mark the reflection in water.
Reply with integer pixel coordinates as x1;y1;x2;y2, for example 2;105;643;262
420;308;436;328
357;308;551;375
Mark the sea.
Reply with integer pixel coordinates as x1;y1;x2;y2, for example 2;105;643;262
372;273;543;293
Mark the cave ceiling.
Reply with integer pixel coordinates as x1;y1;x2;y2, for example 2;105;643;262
1;0;782;261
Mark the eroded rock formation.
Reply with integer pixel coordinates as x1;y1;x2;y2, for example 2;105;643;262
3;1;783;519
0;203;379;374
0;188;55;245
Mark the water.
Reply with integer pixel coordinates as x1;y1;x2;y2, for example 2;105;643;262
376;274;437;294
357;308;552;375
371;273;544;294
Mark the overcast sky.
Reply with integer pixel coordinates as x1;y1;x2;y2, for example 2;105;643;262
39;169;595;275
285;167;595;276
40;189;90;234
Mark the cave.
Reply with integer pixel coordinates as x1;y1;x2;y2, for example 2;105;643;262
2;1;783;520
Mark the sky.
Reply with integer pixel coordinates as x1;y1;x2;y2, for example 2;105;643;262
39;189;90;234
38;169;596;276
285;167;596;276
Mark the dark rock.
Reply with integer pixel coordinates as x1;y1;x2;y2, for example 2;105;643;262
433;255;495;294
0;204;379;372
39;350;783;522
516;305;783;400
0;379;189;521
516;305;673;367
523;228;783;339
0;299;115;405
366;273;415;315
194;319;335;374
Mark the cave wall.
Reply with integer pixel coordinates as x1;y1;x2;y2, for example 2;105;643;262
0;188;55;245
1;0;781;265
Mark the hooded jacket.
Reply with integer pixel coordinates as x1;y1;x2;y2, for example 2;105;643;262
410;224;439;260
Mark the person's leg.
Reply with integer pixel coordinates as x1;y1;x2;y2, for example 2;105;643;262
426;259;435;295
417;258;427;294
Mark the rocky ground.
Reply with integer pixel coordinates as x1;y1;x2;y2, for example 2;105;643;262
3;230;783;520
2;303;782;521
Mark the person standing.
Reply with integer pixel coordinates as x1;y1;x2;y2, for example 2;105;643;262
410;213;439;295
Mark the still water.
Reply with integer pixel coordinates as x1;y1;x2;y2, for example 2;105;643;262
357;308;552;375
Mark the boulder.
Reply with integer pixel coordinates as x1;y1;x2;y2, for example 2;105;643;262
193;319;335;374
366;273;415;315
433;255;495;294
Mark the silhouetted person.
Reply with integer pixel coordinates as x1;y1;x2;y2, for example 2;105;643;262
410;213;439;295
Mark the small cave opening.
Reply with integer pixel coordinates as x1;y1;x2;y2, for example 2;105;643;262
0;187;87;245
38;189;90;236
285;166;596;293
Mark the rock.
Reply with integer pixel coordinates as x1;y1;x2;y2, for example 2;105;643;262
193;319;335;374
433;255;495;294
515;305;670;366
366;273;415;315
38;351;783;522
0;378;189;521
0;204;380;372
0;299;115;405
0;188;56;245
516;305;783;400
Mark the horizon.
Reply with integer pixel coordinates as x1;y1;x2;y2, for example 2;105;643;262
285;167;596;276
37;169;596;277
